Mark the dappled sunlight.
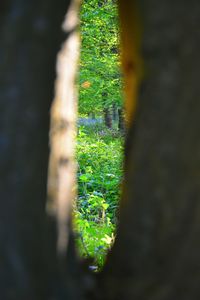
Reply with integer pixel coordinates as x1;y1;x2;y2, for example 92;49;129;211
73;0;124;270
74;123;123;269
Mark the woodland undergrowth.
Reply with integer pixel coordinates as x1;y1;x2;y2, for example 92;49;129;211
74;122;123;269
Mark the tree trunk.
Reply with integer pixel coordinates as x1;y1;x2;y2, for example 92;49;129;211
117;108;125;133
1;0;200;300
112;103;118;121
0;1;83;299
103;108;112;129
98;1;200;300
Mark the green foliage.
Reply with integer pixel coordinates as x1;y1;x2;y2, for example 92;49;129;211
79;0;122;115
77;124;123;220
74;124;123;269
74;218;115;269
74;0;123;271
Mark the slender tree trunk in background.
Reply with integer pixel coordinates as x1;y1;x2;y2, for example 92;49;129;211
102;91;112;128
89;112;95;119
91;112;96;119
103;108;112;129
0;1;83;299
112;103;118;122
117;108;125;133
97;1;200;300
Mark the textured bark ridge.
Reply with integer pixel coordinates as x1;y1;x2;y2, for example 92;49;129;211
98;1;200;300
0;1;83;299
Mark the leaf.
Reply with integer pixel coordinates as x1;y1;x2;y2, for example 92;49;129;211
79;174;89;182
101;234;113;245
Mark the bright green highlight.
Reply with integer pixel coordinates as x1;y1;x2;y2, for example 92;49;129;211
79;0;122;115
74;124;123;269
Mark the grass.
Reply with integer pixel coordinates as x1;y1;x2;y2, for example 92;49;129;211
73;122;123;269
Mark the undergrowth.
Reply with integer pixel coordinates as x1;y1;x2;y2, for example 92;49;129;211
74;123;123;270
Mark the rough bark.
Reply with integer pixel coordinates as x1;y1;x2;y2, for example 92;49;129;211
1;1;200;300
98;1;200;300
0;1;83;299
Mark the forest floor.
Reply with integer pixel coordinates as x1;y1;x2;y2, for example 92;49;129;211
73;121;123;269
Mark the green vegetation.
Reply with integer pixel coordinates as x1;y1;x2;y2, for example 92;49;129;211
74;124;123;268
79;0;122;116
74;0;123;269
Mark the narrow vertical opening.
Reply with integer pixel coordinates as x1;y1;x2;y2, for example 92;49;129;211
73;0;124;270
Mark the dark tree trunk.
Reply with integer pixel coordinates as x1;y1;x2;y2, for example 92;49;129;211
102;91;112;128
1;0;200;300
112;103;118;121
98;1;200;300
103;108;112;129
117;108;125;132
89;112;96;119
0;1;83;299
